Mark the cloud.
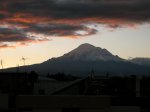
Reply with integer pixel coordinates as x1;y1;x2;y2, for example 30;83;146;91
0;0;150;48
0;44;14;48
0;28;28;42
0;27;50;48
24;23;97;37
2;0;150;22
0;14;5;19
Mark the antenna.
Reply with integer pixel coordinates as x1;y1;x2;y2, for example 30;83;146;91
22;57;27;66
1;59;4;72
21;57;28;72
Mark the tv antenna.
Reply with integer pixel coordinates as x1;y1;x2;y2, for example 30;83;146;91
21;57;30;72
21;57;28;66
1;59;3;72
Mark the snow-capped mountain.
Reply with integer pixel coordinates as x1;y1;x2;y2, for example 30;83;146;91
129;57;150;65
4;43;150;76
59;43;123;61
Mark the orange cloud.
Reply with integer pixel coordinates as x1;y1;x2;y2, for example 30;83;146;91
0;0;150;48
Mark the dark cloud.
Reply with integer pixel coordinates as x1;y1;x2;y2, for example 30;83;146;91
5;0;150;22
0;28;28;42
0;27;49;48
0;0;150;48
25;23;97;37
0;14;5;19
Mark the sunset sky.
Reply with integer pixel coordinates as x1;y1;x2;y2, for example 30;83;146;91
0;0;150;68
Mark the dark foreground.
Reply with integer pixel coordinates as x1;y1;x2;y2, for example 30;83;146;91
0;72;150;112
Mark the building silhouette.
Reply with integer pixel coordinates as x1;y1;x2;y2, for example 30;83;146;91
0;71;150;112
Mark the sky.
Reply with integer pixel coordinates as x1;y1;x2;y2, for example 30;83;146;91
0;0;150;68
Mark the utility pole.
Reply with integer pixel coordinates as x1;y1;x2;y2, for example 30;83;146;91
16;64;20;73
1;59;3;72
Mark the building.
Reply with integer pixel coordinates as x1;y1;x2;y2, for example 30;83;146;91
0;72;150;112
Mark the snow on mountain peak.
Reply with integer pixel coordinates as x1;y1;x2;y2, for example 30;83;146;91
78;43;97;49
62;43;122;61
129;57;150;65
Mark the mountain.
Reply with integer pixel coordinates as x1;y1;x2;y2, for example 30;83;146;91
4;43;150;76
129;58;150;66
59;43;123;61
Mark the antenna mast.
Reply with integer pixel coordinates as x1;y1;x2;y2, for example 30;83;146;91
1;59;3;72
22;57;27;66
22;57;28;72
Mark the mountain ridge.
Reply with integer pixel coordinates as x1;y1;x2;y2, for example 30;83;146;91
4;43;150;76
129;57;150;65
46;43;123;62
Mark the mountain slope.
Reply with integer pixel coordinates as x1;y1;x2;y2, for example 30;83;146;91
4;43;150;76
46;43;123;62
129;58;150;65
